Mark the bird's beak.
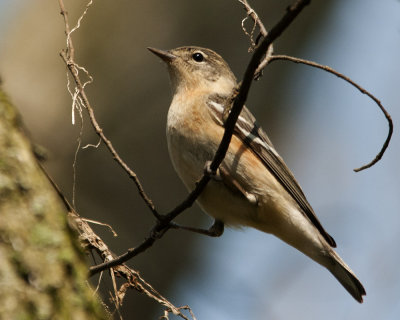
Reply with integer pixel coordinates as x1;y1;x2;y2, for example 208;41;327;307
147;47;176;63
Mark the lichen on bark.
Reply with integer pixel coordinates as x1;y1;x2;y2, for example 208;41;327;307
0;88;107;319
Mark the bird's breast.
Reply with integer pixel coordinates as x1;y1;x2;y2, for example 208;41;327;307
166;93;220;188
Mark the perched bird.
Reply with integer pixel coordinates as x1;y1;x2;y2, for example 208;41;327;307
148;46;366;302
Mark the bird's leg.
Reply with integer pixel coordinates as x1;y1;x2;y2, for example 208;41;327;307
169;219;224;237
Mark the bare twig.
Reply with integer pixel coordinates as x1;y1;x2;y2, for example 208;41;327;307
239;0;268;41
58;1;195;317
109;268;122;313
88;221;167;275
269;54;393;172
238;0;274;78
82;217;118;237
161;306;197;320
238;1;392;170
58;1;158;218
58;0;75;59
88;0;312;275
41;157;191;317
70;210;193;319
44;158;192;317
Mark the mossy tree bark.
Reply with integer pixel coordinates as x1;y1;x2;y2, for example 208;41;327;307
0;87;107;319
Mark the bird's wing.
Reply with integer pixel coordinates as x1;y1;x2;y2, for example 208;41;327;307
207;95;336;247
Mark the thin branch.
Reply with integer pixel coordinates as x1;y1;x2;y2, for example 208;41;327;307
211;0;311;173
89;0;312;275
239;0;268;39
89;221;165;275
239;0;268;49
82;217;118;237
269;54;393;172
237;1;392;169
58;0;75;60
238;0;274;78
58;0;158;218
44;146;192;318
60;51;158;217
70;210;193;319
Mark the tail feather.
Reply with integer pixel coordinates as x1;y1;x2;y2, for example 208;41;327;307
327;251;366;303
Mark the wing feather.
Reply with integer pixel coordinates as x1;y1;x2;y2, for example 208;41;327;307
207;95;336;247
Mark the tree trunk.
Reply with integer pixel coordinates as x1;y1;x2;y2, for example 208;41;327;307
0;87;107;319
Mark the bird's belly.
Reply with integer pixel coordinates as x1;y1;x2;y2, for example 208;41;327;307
168;128;327;263
166;127;286;228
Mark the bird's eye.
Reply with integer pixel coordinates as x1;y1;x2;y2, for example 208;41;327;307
192;52;204;62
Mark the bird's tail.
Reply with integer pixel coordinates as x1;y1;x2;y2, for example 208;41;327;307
325;250;366;303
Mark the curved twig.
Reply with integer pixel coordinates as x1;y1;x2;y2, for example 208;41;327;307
269;54;393;172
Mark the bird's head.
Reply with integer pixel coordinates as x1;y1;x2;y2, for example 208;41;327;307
148;46;237;95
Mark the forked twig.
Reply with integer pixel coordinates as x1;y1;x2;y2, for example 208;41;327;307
238;1;392;172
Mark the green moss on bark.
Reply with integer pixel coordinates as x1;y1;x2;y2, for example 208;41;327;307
0;88;107;319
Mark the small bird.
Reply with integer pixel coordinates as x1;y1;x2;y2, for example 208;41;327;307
148;46;366;302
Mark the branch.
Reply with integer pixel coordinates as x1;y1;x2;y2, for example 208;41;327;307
89;0;311;275
239;0;269;47
212;0;311;174
44;160;193;318
58;0;75;60
70;211;194;319
238;2;392;171
238;0;273;78
58;1;158;218
269;54;393;172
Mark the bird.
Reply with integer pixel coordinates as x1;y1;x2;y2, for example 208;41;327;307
148;46;366;303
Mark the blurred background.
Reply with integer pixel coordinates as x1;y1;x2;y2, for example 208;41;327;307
1;0;399;319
